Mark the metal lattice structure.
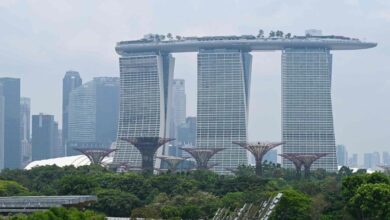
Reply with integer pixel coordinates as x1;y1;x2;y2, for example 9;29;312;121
280;153;328;178
121;137;174;171
180;147;224;170
279;153;303;178
233;141;284;176
157;155;189;172
73;148;116;165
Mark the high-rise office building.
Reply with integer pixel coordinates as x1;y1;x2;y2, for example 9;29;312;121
372;152;380;168
62;71;82;150
114;53;174;167
0;85;5;170
67;77;119;155
336;145;348;166
364;153;373;169
171;79;186;139
0;78;21;168
197;49;251;174
51;122;63;158
31;114;58;160
383;152;390;165
20;97;31;166
348;153;358;167
281;48;337;172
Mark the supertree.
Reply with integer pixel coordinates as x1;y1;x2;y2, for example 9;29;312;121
233;141;284;176
120;137;174;172
156;155;189;172
179;147;224;170
73;148;116;165
280;153;328;179
279;153;303;178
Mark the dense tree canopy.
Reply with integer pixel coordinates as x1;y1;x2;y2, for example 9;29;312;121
0;164;388;219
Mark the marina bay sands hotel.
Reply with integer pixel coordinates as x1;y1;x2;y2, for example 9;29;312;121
113;30;376;173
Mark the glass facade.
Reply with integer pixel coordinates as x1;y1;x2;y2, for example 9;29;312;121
67;77;119;155
62;71;82;149
0;78;21;168
281;48;337;172
31;114;57;161
0;85;4;170
114;53;174;167
197;49;251;174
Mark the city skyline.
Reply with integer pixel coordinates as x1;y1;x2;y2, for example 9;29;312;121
0;0;389;157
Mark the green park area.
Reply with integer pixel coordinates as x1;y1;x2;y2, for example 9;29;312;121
0;164;388;219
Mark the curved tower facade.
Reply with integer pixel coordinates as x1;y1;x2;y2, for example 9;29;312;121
281;48;337;172
114;53;174;168
197;49;252;174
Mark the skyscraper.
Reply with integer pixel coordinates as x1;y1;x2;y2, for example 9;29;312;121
114;53;174;167
348;153;358;167
62;71;82;150
20;97;31;166
336;144;348;166
364;153;373;169
281;48;337;172
383;152;390;165
0;78;21;168
115;32;375;173
32;114;58;160
0;85;5;170
171;79;186;135
197;49;252;174
67;77;119;155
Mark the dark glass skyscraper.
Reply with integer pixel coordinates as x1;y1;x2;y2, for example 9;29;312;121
0;78;21;168
32;114;58;160
62;71;82;150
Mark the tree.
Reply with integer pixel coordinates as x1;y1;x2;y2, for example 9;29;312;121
337;166;353;180
342;174;367;199
161;205;181;219
167;33;173;40
347;183;390;219
275;30;284;37
270;189;311;220
285;33;292;38
269;31;275;38
176;35;182;40
57;175;97;195
131;207;160;219
257;29;264;38
221;192;245;208
0;180;29;196
93;189;140;217
181;205;202;220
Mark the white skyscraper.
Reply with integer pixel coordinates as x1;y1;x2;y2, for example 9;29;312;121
114;53;174;168
282;48;337;172
197;49;252;174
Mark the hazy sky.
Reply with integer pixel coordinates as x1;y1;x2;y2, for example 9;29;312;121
0;0;389;161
